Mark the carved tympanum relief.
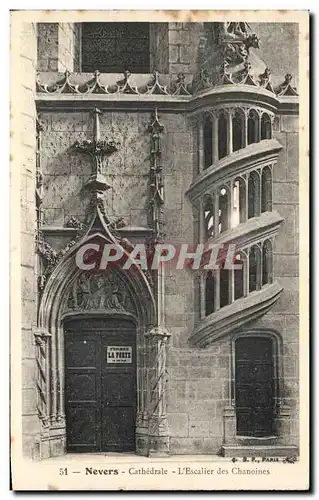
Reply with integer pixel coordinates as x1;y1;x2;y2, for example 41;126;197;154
64;271;136;315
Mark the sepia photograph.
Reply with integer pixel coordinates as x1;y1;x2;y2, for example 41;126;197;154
10;10;309;490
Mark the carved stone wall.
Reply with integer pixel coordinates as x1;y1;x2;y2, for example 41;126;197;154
20;20;301;458
35;107;299;454
40;111;151;230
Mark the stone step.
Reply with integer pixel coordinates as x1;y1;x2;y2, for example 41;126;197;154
221;445;299;458
232;436;280;446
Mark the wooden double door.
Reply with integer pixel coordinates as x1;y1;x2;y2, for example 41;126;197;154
235;336;276;437
65;319;136;453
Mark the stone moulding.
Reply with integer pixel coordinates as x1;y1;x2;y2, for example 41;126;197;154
61;310;137;323
36;71;299;114
36;70;298;98
186;139;283;202
189;283;283;348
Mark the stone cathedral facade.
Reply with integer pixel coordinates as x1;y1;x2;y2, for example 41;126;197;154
19;21;299;459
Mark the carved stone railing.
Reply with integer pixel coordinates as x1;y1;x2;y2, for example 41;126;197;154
36;69;298;98
189;283;283;348
35;71;298;117
201;211;284;261
186;139;283;203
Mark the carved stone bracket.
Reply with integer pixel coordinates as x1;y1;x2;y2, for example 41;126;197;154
74;108;118;193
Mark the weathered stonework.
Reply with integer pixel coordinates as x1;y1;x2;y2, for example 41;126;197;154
19;21;300;459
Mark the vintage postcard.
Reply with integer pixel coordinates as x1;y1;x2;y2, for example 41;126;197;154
10;10;309;490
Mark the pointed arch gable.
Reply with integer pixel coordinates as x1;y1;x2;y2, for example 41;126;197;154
39;230;156;331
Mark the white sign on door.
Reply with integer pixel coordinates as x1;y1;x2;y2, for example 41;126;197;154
106;346;132;364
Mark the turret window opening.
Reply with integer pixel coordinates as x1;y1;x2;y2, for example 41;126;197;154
203;196;215;240
205;271;215;316
218;187;230;234
200;241;273;319
262;239;273;285
232;109;245;152
232;177;247;228
234;252;245;300
261;166;272;213
220;267;230;308
248;171;261;219
203;115;213;170
249;245;262;292
248;109;260;145
218;113;228;159
261;113;272;140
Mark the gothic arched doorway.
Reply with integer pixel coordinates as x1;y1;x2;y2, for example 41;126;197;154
37;229;169;458
64;316;137;453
